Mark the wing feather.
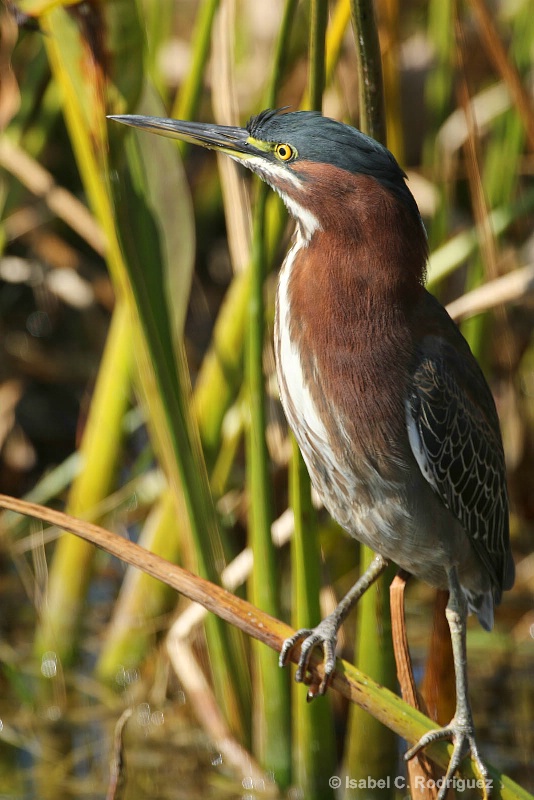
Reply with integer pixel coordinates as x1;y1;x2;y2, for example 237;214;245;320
406;338;511;598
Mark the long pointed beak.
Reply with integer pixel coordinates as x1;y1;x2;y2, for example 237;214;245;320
107;114;257;160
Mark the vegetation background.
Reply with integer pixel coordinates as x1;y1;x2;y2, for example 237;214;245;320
0;0;533;798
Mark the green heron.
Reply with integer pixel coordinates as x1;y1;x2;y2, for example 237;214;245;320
109;109;514;797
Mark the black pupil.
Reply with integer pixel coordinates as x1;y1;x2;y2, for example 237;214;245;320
279;146;288;158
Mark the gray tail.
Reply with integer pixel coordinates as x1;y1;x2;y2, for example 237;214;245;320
464;589;494;632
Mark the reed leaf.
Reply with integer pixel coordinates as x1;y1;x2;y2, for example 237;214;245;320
171;0;221;154
95;490;178;680
30;0;142;665
111;110;250;742
290;439;336;799
246;190;291;782
34;301;133;663
342;554;398;798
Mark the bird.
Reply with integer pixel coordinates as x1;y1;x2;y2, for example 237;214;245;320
109;108;515;798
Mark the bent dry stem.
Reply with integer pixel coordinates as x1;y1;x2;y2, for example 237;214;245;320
0;495;529;800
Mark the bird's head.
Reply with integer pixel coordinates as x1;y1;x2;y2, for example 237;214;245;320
109;108;424;247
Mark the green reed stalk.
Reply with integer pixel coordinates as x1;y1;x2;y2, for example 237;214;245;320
171;0;220;152
245;0;300;783
34;301;133;663
343;2;398;794
290;440;337;799
95;491;178;681
246;187;291;783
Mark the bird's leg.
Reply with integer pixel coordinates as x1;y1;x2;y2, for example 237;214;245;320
279;552;389;697
405;567;491;800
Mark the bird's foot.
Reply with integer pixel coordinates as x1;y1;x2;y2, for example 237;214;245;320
279;618;339;698
405;718;491;800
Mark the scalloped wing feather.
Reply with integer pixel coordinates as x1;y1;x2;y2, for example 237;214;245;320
406;339;512;600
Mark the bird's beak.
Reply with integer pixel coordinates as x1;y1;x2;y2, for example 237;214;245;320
107;114;257;161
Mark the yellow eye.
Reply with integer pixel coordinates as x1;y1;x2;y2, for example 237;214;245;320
274;143;295;162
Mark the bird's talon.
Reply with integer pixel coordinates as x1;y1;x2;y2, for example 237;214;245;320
278;649;289;668
278;628;312;669
405;723;491;800
306;670;331;701
404;727;447;762
306;681;320;701
279;626;338;693
320;673;333;696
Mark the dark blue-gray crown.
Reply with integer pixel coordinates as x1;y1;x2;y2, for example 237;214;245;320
247;109;420;220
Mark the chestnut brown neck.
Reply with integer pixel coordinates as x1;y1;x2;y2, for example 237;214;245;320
292;162;428;300
281;164;428;461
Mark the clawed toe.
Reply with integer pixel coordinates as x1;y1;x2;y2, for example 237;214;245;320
279;558;388;698
405;721;491;800
279;628;310;668
279;626;338;696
